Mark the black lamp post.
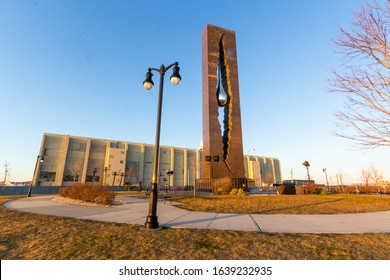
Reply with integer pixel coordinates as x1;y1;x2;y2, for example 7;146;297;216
92;168;98;187
142;62;181;230
103;166;109;186
112;171;118;186
166;170;174;192
119;172;125;186
27;149;46;197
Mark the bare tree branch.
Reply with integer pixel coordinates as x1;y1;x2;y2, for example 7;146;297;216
329;0;390;149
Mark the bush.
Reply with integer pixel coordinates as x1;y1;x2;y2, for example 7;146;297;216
212;177;232;195
229;188;246;196
304;184;318;194
59;183;116;205
331;185;381;194
277;183;296;195
317;188;328;195
295;184;322;194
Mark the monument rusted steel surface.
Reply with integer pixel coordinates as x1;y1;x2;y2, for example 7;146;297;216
202;24;246;184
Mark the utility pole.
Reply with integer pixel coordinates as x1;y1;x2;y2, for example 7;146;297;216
2;161;10;196
3;161;10;183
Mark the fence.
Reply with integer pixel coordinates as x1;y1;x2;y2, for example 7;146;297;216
195;178;248;192
0;185;126;196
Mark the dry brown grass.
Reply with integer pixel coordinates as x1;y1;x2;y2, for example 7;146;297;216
172;194;390;214
1;195;390;260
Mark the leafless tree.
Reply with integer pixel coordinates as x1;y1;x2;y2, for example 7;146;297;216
1;161;11;186
69;161;81;182
361;167;372;187
126;163;136;184
261;171;275;187
371;164;383;192
336;171;345;193
328;0;390;149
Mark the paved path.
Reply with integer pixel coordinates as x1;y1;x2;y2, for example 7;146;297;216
4;195;390;233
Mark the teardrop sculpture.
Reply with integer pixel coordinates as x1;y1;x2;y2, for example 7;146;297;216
218;85;228;106
216;65;228;107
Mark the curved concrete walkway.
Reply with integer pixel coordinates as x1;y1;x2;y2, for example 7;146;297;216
4;195;390;233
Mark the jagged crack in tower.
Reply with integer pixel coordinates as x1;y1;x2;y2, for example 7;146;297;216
201;24;246;188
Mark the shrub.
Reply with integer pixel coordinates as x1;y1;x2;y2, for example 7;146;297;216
317;188;328;195
212;177;232;195
229;188;237;195
277;183;296;195
59;183;116;205
229;188;246;196
303;184;318;194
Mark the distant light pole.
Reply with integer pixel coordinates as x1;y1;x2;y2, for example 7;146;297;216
103;166;109;186
119;172;125;186
27;149;46;197
112;171;118;186
302;160;311;182
166;170;174;191
92;168;98;187
142;61;181;230
323;168;329;191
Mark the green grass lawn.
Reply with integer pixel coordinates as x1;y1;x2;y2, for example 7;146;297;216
1;194;390;260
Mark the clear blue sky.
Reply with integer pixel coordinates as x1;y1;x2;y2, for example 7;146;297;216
0;0;388;184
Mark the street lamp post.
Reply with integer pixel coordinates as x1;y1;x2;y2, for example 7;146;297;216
27;149;46;197
166;170;174;192
142;62;181;230
119;172;125;186
323;168;329;191
112;171;118;186
103;167;109;186
92;168;98;185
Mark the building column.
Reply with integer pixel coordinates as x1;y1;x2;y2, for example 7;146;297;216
247;155;253;179
139;145;145;184
256;157;261;186
183;149;188;187
261;158;266;187
103;141;111;186
271;158;276;184
56;136;70;186
195;149;200;180
80;138;91;184
170;147;175;187
122;143;129;186
33;134;47;186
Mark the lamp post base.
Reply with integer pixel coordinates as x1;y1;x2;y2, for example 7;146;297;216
141;215;162;230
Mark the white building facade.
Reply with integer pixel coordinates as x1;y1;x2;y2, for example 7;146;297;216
33;133;281;188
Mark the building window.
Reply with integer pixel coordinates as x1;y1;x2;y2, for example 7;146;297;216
86;175;100;182
39;172;56;182
64;175;79;182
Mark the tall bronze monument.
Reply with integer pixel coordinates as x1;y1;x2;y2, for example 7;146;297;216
202;24;246;186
